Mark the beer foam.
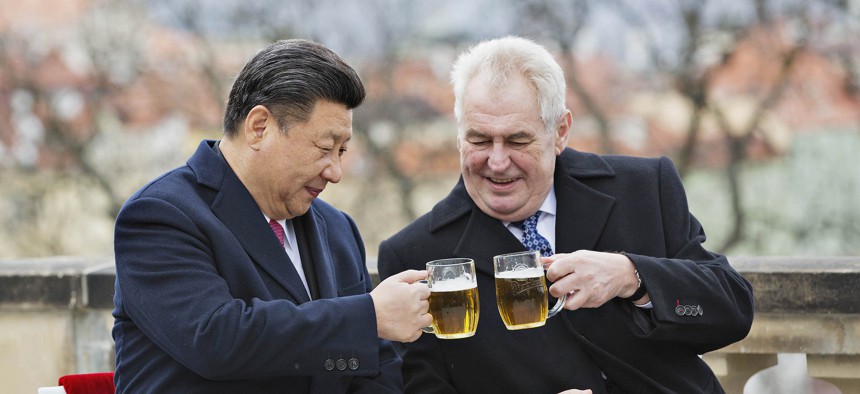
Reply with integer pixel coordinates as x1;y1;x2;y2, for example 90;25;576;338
431;277;477;292
495;268;544;279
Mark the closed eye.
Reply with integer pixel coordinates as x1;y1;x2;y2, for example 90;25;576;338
466;138;491;147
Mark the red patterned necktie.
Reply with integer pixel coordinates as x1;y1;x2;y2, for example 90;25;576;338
269;219;285;247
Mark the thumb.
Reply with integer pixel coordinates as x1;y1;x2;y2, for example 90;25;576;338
390;269;428;284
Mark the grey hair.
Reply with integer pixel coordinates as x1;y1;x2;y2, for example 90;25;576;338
450;36;567;134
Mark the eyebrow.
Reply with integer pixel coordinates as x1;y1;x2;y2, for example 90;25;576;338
463;129;532;140
326;130;351;143
463;129;486;139
506;131;533;140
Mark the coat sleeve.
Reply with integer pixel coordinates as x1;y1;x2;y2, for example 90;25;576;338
377;240;459;394
114;196;387;382
622;156;755;353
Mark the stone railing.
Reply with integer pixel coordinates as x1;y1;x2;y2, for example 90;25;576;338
0;256;115;394
702;256;860;393
1;255;858;393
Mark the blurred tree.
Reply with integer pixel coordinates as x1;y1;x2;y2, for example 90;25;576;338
609;0;856;252
515;0;616;154
149;0;324;119
0;0;149;217
499;0;859;253
0;0;155;256
0;0;857;258
0;0;213;257
350;0;437;221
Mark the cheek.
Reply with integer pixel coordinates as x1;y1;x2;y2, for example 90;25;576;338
520;145;551;170
460;148;482;169
508;151;532;170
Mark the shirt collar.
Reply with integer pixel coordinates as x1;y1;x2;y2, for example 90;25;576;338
503;186;557;227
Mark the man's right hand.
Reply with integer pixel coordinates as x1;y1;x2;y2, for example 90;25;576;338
370;270;431;342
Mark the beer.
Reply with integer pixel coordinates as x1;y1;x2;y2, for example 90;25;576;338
428;278;480;339
494;268;548;330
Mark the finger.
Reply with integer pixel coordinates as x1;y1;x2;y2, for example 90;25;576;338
548;269;577;296
419;313;433;328
549;284;565;298
549;281;573;298
562;287;587;311
415;282;431;298
546;259;575;282
540;255;560;269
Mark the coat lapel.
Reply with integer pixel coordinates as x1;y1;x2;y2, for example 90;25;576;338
298;207;339;300
191;140;312;304
553;149;616;254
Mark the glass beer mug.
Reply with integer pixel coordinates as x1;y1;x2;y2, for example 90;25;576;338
493;250;567;330
421;258;480;339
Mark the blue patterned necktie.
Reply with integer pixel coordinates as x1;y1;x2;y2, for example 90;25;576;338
516;211;554;257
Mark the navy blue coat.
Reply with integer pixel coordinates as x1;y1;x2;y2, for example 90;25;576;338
378;148;754;394
113;140;401;393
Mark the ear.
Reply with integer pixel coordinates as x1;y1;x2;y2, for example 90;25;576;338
244;105;273;151
554;110;572;155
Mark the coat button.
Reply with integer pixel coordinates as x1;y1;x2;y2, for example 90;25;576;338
684;305;693;316
336;359;347;371
697;305;703;316
675;305;685;316
324;359;335;371
348;358;360;370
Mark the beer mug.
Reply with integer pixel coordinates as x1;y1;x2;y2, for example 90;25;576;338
493;250;567;330
421;258;480;339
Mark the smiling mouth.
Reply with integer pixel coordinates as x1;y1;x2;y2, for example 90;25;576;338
488;177;518;185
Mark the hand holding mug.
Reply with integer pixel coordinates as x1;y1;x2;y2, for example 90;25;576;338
370;269;431;342
543;250;645;309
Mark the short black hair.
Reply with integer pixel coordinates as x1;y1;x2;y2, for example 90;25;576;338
222;39;366;136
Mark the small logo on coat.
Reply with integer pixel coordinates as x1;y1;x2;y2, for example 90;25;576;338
675;299;703;316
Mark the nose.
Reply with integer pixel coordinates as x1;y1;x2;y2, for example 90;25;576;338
322;157;343;184
487;143;511;172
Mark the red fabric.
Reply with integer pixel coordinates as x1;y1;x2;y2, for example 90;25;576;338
269;219;285;247
58;372;115;394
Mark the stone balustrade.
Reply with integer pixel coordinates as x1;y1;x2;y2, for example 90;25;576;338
1;255;858;393
0;256;116;394
702;256;860;393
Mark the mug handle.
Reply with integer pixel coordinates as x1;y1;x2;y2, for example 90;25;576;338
547;292;567;318
543;264;567;319
418;280;436;334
